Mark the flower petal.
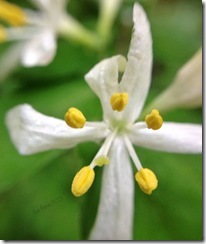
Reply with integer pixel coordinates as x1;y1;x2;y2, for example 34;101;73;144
130;122;202;153
84;55;127;122
29;0;66;24
20;29;56;67
120;3;152;123
89;136;134;240
29;0;58;12
142;48;202;115
0;43;23;82
5;104;109;155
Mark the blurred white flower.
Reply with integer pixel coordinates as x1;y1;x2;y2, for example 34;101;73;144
5;3;202;240
142;48;202;116
0;0;67;68
0;0;101;81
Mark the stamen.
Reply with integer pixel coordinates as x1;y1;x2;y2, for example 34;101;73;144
98;131;117;156
94;155;110;167
145;109;163;130
90;131;116;168
0;25;6;42
71;166;95;197
110;92;128;112
71;131;116;197
124;136;142;170
64;107;86;129
0;1;27;26
135;168;158;195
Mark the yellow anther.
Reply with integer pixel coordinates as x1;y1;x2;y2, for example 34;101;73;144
64;107;86;129
71;166;95;197
135;168;158;195
0;25;6;42
94;156;110;167
145;109;163;130
110;93;128;112
0;1;27;26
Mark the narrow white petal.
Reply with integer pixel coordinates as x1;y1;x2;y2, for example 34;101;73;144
84;55;127;122
29;0;66;24
130;122;202;153
142;48;202;115
5;104;109;155
0;43;23;82
29;0;54;11
90;136;134;240
120;3;152;122
6;26;41;41
20;29;56;67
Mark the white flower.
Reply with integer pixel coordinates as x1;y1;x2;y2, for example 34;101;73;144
0;0;100;81
0;0;67;68
5;3;202;240
142;48;202;115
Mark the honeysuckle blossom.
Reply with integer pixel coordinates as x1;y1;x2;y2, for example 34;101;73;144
5;3;202;240
142;48;202;116
0;0;101;81
0;0;67;68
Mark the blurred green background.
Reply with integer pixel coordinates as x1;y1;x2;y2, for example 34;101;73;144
0;0;202;240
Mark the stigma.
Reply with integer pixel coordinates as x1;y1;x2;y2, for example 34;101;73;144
64;107;86;129
145;109;163;130
94;155;110;167
110;93;128;112
0;1;27;26
135;168;158;194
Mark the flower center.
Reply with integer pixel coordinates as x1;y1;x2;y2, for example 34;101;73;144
109;118;129;134
64;106;163;196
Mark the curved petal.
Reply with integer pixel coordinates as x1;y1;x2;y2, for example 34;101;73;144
84;55;127;122
20;29;56;67
120;3;152;123
130;122;202;153
5;104;109;155
142;48;202;116
89;136;134;240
